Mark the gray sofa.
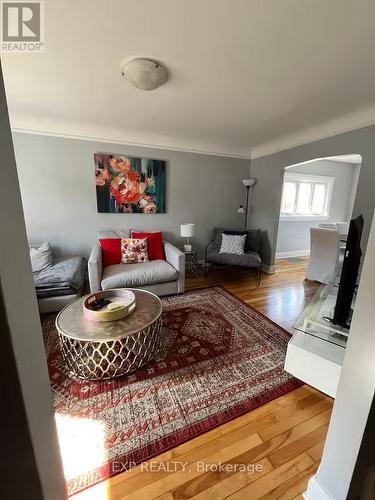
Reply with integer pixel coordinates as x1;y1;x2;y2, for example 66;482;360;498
35;256;85;313
88;230;185;296
205;228;263;285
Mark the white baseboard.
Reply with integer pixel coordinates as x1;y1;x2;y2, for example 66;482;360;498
276;250;310;259
304;475;332;500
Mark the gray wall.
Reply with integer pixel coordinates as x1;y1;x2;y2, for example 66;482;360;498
0;66;66;499
12;133;250;258
276;159;359;256
250;125;375;266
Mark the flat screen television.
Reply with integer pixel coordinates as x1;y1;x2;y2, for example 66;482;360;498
332;214;364;329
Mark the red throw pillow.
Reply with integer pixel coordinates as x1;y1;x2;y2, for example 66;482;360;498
99;238;121;267
131;231;165;260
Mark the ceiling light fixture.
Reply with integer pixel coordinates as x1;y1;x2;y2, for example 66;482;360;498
121;58;168;91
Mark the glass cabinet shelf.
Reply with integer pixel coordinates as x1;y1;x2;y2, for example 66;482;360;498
293;283;352;348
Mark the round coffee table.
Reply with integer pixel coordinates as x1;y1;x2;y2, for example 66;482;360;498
55;289;163;380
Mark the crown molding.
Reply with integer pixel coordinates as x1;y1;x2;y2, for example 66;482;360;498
10;107;375;162
11;126;252;160
249;107;375;160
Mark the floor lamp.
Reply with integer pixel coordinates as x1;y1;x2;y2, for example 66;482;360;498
237;178;256;230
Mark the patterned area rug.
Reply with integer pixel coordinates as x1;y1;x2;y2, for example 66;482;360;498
42;286;302;496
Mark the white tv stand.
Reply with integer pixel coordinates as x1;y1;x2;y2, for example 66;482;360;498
284;284;349;398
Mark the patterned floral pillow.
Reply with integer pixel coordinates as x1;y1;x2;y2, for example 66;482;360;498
121;238;149;264
219;233;246;255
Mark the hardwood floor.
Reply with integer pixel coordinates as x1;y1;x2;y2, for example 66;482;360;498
71;258;332;500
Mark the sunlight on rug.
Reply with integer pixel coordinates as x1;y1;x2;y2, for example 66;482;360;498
55;414;106;481
68;480;109;500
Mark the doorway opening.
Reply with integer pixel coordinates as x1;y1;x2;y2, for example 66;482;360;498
276;154;362;262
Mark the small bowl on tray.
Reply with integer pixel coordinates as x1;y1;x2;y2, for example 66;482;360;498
83;289;136;322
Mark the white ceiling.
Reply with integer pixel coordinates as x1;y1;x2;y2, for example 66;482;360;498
3;0;375;158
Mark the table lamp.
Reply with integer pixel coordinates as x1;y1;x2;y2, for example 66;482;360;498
180;223;195;252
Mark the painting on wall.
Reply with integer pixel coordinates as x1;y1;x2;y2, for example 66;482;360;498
94;153;166;214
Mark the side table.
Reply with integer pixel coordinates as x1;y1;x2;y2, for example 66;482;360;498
184;250;199;278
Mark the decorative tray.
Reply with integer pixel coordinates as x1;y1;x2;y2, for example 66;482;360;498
83;289;136;322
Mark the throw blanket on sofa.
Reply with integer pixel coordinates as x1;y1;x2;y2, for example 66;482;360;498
34;256;85;297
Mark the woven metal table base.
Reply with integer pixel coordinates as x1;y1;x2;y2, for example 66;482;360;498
58;318;162;380
185;251;199;278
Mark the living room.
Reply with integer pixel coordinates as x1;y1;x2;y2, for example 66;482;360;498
1;2;375;500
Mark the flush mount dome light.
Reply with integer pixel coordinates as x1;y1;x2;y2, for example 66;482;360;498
121;58;168;91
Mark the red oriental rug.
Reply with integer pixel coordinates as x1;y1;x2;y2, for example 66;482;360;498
42;286;302;496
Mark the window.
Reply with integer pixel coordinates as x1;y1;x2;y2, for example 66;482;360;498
280;173;334;219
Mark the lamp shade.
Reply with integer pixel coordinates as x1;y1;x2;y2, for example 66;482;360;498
242;178;256;187
180;223;195;237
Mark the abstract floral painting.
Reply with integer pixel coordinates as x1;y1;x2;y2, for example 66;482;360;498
94;153;166;213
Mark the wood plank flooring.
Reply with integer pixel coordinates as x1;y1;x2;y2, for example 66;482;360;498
71;258;332;500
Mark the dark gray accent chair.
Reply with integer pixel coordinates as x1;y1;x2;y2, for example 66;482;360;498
205;228;263;286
